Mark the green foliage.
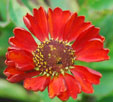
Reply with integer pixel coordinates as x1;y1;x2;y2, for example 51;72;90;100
50;0;79;12
93;71;113;99
9;0;30;28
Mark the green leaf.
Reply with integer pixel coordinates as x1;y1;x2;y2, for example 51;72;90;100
21;0;33;11
50;0;79;12
87;0;113;11
0;0;10;27
78;0;85;6
9;0;31;28
21;0;48;11
97;93;113;102
0;79;42;102
92;71;113;99
0;0;7;21
0;79;29;101
0;23;14;56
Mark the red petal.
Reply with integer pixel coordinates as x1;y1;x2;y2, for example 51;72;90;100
63;13;92;42
73;38;103;52
8;47;20;51
9;27;37;52
64;73;81;99
72;27;105;52
72;26;99;47
71;69;94;93
63;13;77;41
7;50;35;71
5;60;15;67
72;26;101;49
23;7;48;41
66;16;85;41
24;76;50;91
4;66;24;77
71;65;102;85
48;7;71;40
72;30;109;62
58;91;69;101
4;66;39;83
75;48;109;62
33;7;48;40
48;74;67;98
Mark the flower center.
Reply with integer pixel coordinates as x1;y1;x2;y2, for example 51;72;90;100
33;40;75;76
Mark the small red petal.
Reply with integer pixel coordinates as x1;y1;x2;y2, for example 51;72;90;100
4;66;39;83
48;7;71;40
72;30;109;62
71;69;94;93
7;71;39;83
66;16;85;41
7;50;35;71
24;76;50;91
73;38;103;52
7;74;25;83
63;13;77;41
23;7;48;41
58;91;69;101
8;47;20;51
48;74;67;98
72;26;99;48
63;13;92;42
75;48;109;62
33;7;49;40
5;59;15;67
9;27;37;52
4;66;24;77
64;73;81;99
71;65;102;85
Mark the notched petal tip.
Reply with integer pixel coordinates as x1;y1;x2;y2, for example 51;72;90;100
48;74;67;98
24;76;50;92
13;27;25;33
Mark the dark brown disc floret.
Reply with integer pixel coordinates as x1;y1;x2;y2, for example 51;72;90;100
33;40;75;76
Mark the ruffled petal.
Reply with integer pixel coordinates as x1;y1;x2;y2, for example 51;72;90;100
23;7;48;41
4;66;39;83
48;74;67;98
6;50;35;71
48;7;71;40
24;76;50;91
63;13;92;42
72;65;102;84
64;73;81;99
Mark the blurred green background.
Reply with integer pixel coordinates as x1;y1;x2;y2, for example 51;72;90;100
0;0;113;102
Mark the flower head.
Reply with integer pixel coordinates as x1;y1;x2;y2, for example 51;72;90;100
4;7;109;101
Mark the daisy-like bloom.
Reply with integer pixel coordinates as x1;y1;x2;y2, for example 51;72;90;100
4;7;109;101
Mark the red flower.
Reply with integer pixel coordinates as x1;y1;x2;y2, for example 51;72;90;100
4;7;109;101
